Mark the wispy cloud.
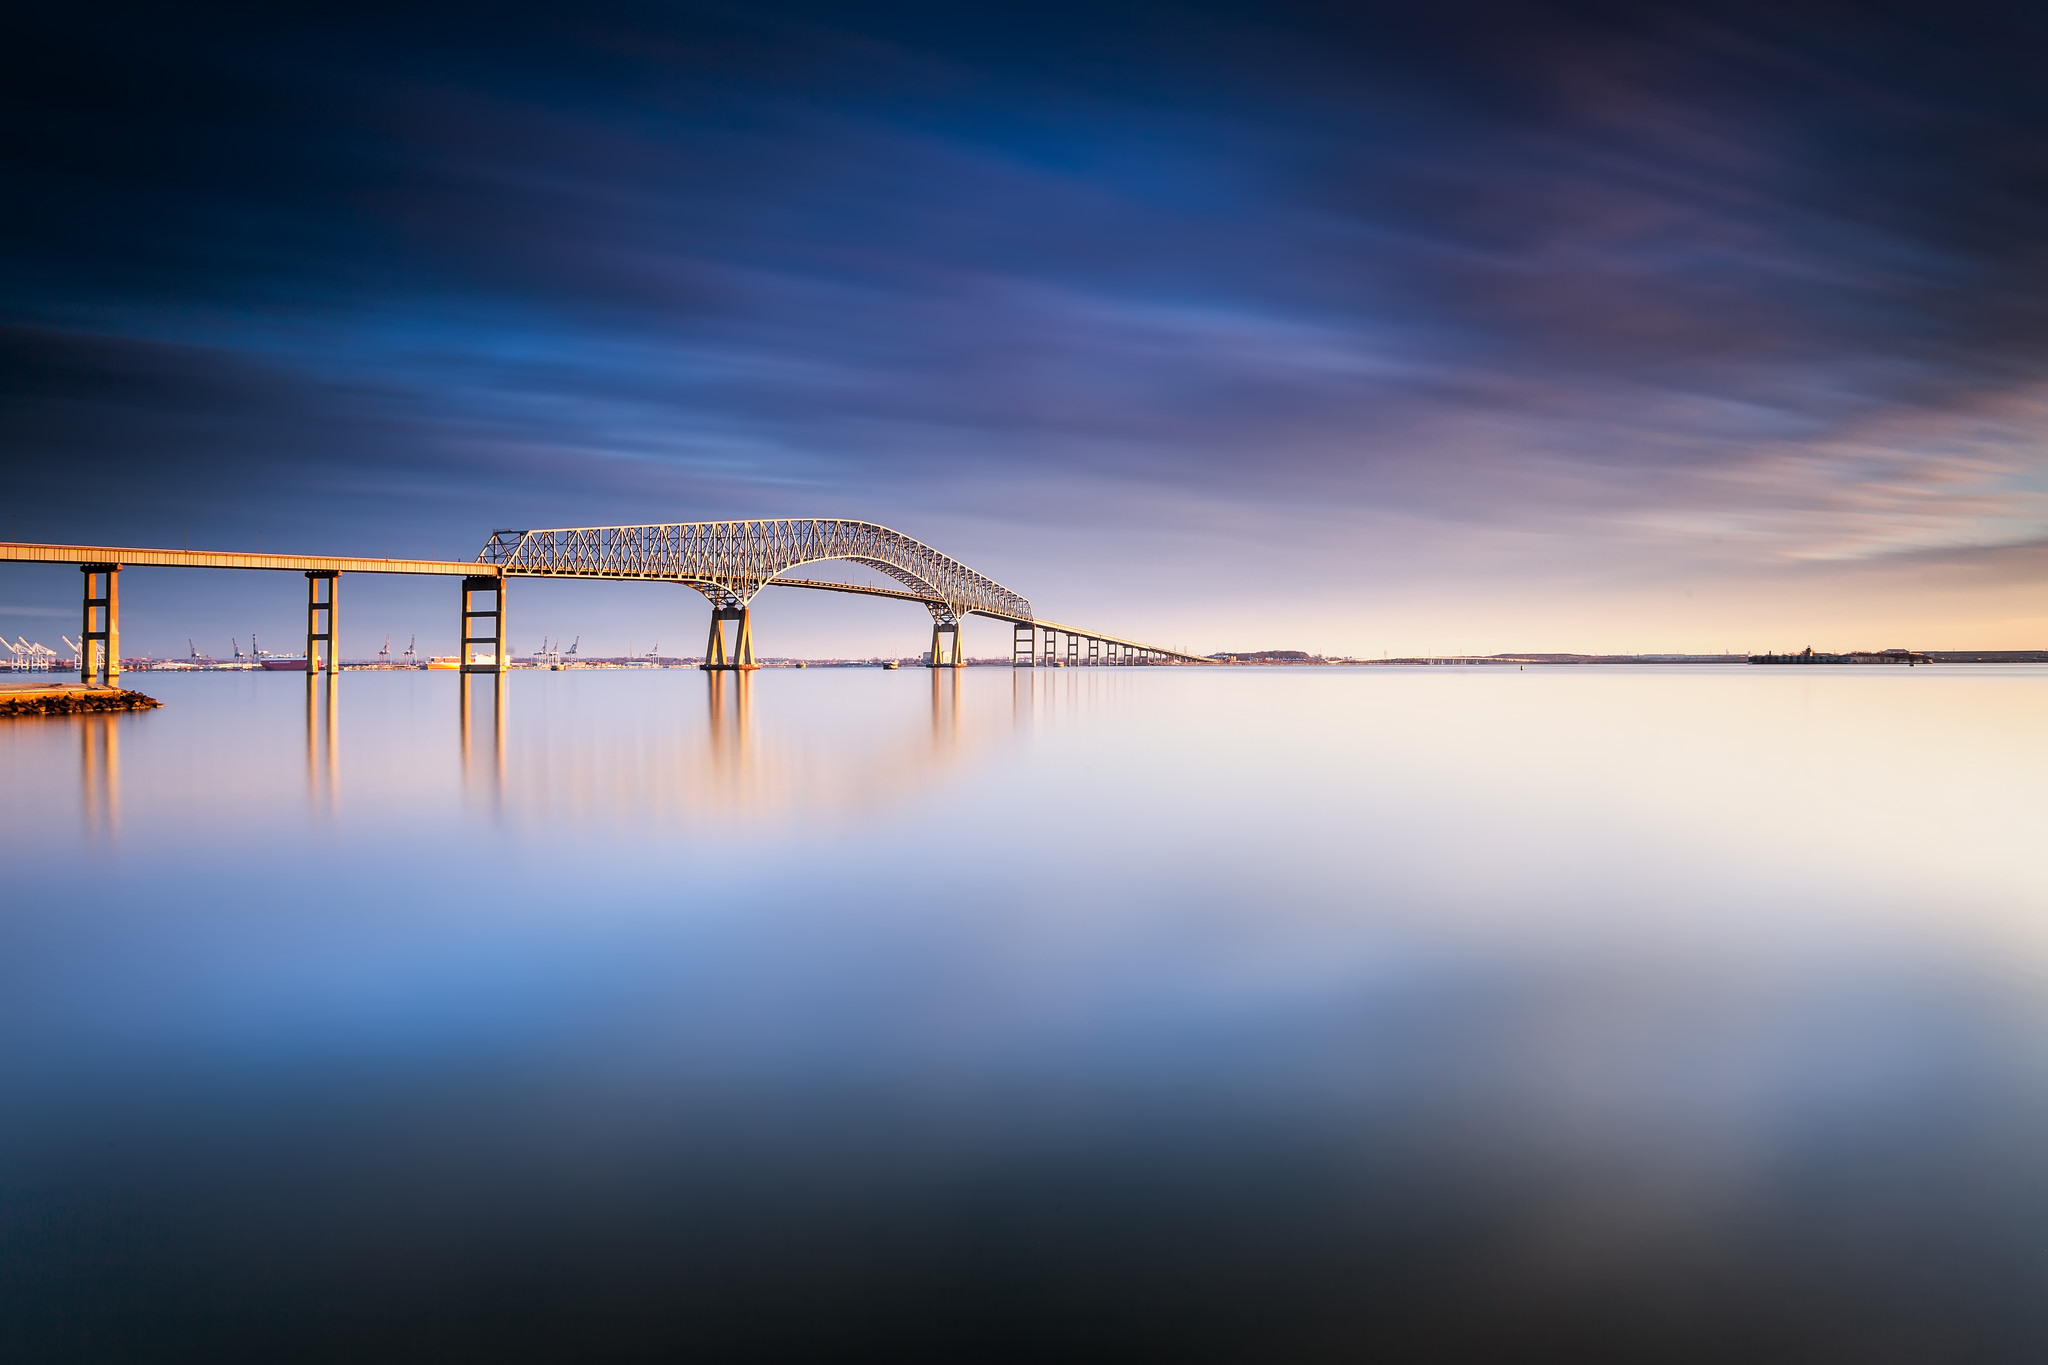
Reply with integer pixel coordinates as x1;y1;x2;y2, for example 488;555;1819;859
7;2;2048;645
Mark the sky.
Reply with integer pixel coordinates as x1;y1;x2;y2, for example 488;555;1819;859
6;0;2048;658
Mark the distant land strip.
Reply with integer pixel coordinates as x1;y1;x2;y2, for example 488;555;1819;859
1214;651;2048;665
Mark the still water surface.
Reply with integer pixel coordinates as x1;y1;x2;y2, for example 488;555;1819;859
5;665;2048;1359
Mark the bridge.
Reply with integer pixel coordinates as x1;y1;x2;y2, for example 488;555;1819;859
0;520;1205;684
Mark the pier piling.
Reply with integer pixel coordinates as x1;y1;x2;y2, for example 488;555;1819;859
460;575;505;673
78;565;119;686
305;571;338;673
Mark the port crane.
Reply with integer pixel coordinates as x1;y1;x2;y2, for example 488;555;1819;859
403;634;418;667
378;634;391;665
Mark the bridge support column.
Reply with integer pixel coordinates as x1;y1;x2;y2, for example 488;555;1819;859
1087;637;1100;666
928;621;962;669
1044;627;1060;666
460;575;506;674
79;564;119;686
305;571;338;674
702;606;757;671
1067;633;1080;665
1012;623;1035;667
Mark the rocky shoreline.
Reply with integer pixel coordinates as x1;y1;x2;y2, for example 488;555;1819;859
0;688;163;717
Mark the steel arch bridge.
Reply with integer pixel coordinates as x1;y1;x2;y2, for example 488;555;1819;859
472;519;1202;669
0;519;1205;679
476;520;1030;623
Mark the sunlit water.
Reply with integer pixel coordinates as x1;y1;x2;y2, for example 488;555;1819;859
5;665;2047;1359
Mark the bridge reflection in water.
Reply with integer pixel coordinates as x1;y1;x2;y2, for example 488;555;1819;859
305;673;340;809
457;672;508;798
42;666;1144;837
80;713;120;835
704;670;748;777
427;667;1067;824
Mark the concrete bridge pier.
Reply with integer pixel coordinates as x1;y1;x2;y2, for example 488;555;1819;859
460;574;506;674
79;564;119;686
928;620;962;669
702;606;758;671
1012;623;1035;667
305;571;338;674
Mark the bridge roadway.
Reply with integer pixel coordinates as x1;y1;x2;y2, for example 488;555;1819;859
0;523;1206;682
761;578;1193;664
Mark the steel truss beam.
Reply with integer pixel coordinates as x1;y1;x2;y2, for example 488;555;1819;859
476;520;1032;627
475;521;1210;664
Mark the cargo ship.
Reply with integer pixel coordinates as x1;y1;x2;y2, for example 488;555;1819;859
426;656;464;670
250;634;308;670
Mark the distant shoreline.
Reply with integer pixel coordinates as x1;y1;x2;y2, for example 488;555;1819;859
9;649;2047;676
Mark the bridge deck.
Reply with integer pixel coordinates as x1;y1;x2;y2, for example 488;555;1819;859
0;542;482;576
766;578;1205;661
0;542;1207;663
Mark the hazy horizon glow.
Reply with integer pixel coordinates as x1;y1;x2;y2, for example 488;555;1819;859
7;1;2048;656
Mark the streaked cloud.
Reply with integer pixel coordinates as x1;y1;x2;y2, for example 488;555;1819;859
6;1;2048;649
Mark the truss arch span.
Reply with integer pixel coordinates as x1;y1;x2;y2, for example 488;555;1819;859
477;520;1033;623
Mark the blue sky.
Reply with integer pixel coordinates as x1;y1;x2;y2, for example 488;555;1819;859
6;1;2048;656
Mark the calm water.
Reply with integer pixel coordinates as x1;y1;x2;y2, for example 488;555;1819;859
5;665;2048;1360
